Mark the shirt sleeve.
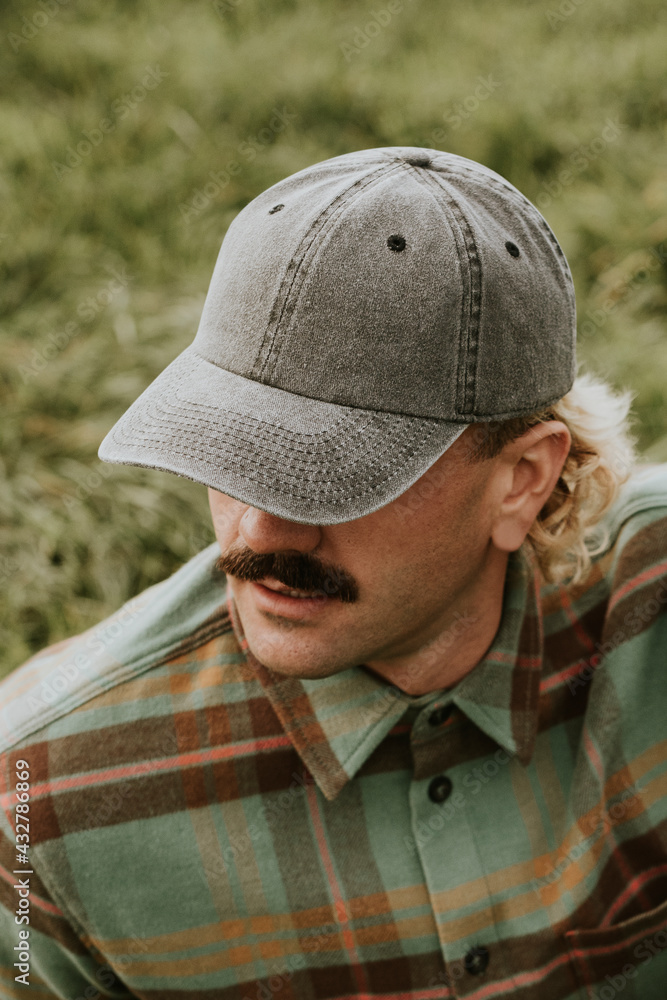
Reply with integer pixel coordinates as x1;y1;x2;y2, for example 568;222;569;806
0;786;132;1000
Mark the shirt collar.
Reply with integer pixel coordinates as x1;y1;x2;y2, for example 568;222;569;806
228;547;543;800
450;547;543;767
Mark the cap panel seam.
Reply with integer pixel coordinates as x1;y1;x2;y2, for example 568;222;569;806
432;161;576;304
416;169;483;418
432;163;577;385
404;168;470;417
253;161;405;383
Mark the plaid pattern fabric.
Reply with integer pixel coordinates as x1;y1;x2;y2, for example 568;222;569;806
1;466;666;1000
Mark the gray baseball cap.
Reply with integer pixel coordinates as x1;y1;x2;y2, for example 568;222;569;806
98;146;576;523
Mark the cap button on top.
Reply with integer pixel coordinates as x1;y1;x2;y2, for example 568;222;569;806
404;154;432;168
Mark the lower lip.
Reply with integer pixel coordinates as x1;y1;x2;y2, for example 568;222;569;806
248;582;333;619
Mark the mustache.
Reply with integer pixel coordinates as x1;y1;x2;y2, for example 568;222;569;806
215;548;359;603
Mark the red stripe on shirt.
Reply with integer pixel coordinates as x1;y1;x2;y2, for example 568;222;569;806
607;560;667;615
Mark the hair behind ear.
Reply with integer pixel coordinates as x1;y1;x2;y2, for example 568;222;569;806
464;372;637;584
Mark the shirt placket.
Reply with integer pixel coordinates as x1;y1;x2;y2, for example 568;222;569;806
407;697;517;998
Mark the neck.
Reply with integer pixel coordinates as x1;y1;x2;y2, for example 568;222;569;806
362;547;509;695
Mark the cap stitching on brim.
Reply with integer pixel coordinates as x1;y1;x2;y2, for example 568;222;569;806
104;431;444;503
140;352;447;441
107;404;445;492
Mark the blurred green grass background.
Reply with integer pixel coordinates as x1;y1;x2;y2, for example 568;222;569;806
2;0;667;676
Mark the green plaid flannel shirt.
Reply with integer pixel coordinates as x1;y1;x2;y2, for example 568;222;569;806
1;466;666;1000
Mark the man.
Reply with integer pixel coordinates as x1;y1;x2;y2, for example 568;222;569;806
1;147;666;1000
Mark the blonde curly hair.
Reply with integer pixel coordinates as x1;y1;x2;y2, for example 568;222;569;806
464;373;637;585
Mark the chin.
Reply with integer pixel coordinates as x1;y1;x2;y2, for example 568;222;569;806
245;633;351;680
265;661;345;680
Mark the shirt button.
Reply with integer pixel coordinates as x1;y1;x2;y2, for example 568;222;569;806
464;945;490;975
428;704;452;727
427;775;453;803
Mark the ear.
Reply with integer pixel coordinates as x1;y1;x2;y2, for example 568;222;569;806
491;421;571;554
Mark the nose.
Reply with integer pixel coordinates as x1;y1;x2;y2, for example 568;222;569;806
238;505;322;555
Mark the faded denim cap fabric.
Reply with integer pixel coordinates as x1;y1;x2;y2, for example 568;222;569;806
98;146;577;523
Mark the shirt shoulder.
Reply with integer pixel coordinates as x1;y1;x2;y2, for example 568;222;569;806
593;462;667;592
602;462;667;546
595;464;667;655
534;464;667;686
0;543;236;754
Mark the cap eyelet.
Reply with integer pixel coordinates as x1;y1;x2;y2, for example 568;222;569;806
268;204;284;214
404;154;431;168
505;241;520;258
387;234;406;252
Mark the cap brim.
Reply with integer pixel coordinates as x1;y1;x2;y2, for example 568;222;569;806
98;346;468;524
